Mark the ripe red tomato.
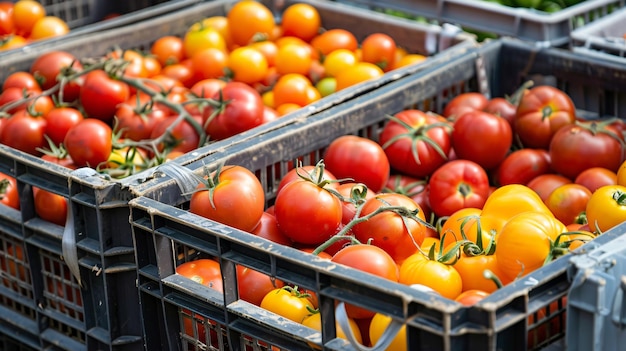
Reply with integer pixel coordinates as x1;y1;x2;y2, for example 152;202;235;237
63;118;113;168
34;189;67;226
514;85;576;149
483;97;516;128
360;33;397;71
451;110;513;170
3;71;40;92
384;174;432;221
44;106;84;146
428;159;491;217
455;290;489;306
323;135;390;193
79;70;130;122
526;174;572;202
0;172;19;210
549;121;624;180
150;115;202;155
334;182;376;226
204;82;264;140
0;110;47;156
379;109;451;178
236;265;284;307
574;167;617;193
250;212;292;246
495;149;551;186
29;51;83;102
189;165;265;232
176;259;223;292
115;93;169;141
276;164;337;195
443;92;488;120
331;244;399;319
545;183;591;225
352;193;428;262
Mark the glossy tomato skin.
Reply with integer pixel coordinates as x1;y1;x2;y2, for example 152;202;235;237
574;167;617;193
384;174;432;221
30;51;84;102
79;70;130;123
0;110;47;156
514;86;576;149
443;92;488;120
526;173;571;202
115;93;169;141
549;122;624;180
150;114;202;155
0;172;19;210
176;259;223;292
260;287;314;323
34;189;67;226
274;179;342;245
323;135;390;193
483;97;516;128
428;159;491;218
545;183;591;225
495;149;551;186
250;212;292;246
189;165;265;232
236;265;284;307
276;165;337;195
451;110;512;170
44;106;84;146
399;253;462;300
335;182;376;226
352;193;428;262
63;119;113;168
455;290;489;306
204;82;264;140
379;110;451;178
585;185;626;233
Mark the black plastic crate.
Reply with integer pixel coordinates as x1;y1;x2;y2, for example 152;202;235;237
570;6;626;65
1;0;200;59
129;37;626;350
0;330;39;351
331;0;624;46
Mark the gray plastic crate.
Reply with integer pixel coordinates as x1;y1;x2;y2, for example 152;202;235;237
566;228;626;351
129;37;626;351
570;6;626;64
331;0;624;46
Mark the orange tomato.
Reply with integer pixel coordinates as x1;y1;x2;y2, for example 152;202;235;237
280;3;321;42
227;1;275;46
227;46;268;84
335;62;384;91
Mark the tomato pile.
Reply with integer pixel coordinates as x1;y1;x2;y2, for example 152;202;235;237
0;0;70;51
174;81;626;349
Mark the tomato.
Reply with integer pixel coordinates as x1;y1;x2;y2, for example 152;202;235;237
545;183;591;225
439;207;494;250
334;62;384;91
481;184;553;225
227;1;275;46
526;174;572;202
151;35;184;66
280;3;320;42
331;244;399;318
276;164;337;194
0;2;14;36
322;49;357;78
483;97;516;128
335;182;376;226
44;106;84;146
496;211;567;281
0;110;46;156
183;25;226;59
34;189;67;226
30;51;83;102
64;118;113;168
549;121;624;180
176;259;223;292
29;16;69;40
79;70;130;122
115;93;168;141
204;82;264;140
236;265;284;307
399;253;462;299
352;193;428;262
250;212;292;246
323;135;390;193
311;29;358;56
150;114;202;155
260;286;314;323
12;0;44;36
585;185;626;233
514;85;576;149
384;174;431;221
443;92;488;120
274;42;313;76
0;86;32;114
301;310;362;348
453;253;503;293
227;46;268;84
3;71;40;92
190;47;227;81
379;109;451;178
161;61;196;88
189;165;265;232
272;73;312;107
0;172;19;210
495;149;551;186
574;167;617;193
451;110;512;170
274;177;342;245
360;33;397;71
455;290;490;306
428;159;491;218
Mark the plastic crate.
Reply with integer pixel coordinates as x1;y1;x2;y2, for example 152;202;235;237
570;6;626;65
129;37;626;351
565;225;626;351
0;331;39;351
330;0;624;46
0;1;474;350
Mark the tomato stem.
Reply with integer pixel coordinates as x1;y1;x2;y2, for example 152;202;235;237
482;269;503;290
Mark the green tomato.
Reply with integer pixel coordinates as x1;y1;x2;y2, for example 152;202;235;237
315;77;336;98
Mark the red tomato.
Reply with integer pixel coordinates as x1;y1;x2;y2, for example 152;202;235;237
352;193;428;262
483;97;516;128
335;182;376;226
451;110;513;170
274;178;342;245
3;71;40;92
29;51;83;102
443;92;488;120
384;174;432;222
545;183;591;225
428;159;491;217
331;244;399;319
526;174;572;202
276;164;338;195
360;33;397;71
64;119;113;168
115;93;169;141
495;149;551;186
379;109;451;178
0;2;14;35
236;265;284;306
149;115;202;155
549;121;624;180
176;259;223;292
189;165;265;232
250;212;292;246
455;290;489;306
79;70;130;122
44;106;84;146
204;82;264;140
0;172;19;210
514;85;576;149
323;135;390;193
34;189;67;226
574;167;617;193
0;110;47;156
